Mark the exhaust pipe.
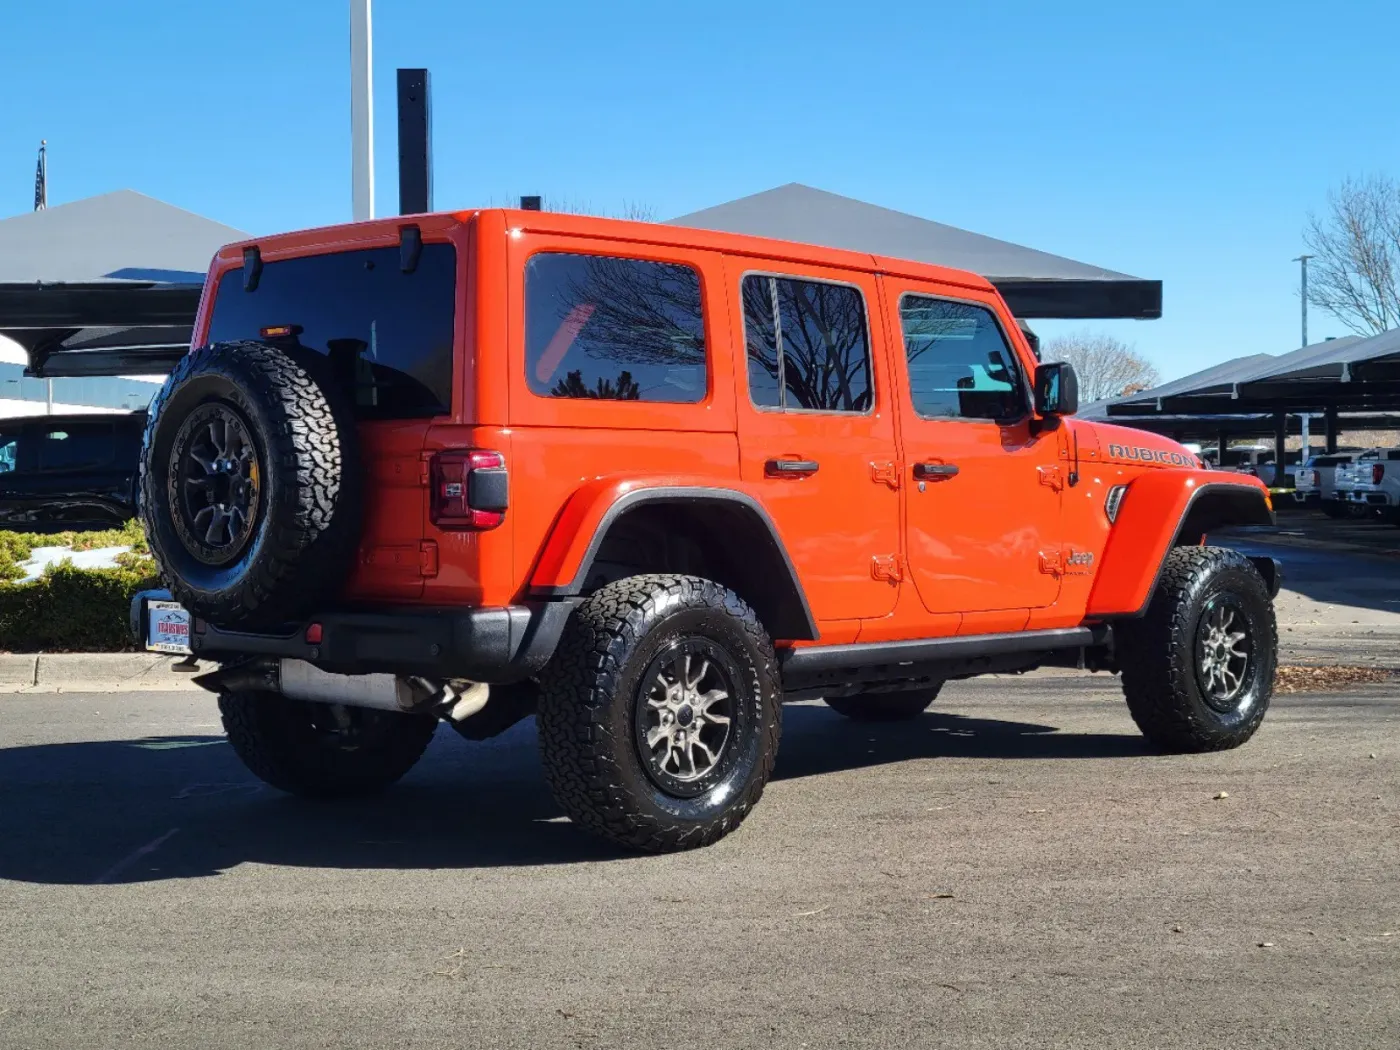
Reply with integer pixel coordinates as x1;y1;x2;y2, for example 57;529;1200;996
195;658;489;720
280;660;425;713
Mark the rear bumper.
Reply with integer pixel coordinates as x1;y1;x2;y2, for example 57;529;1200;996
1340;489;1394;507
130;590;575;682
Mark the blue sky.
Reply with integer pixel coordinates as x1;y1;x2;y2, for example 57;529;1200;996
2;0;1397;380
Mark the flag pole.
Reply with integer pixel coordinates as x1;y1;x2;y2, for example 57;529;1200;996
34;140;47;211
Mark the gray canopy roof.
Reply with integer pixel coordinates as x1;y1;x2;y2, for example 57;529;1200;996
0;191;246;376
670;183;1161;319
0;189;246;285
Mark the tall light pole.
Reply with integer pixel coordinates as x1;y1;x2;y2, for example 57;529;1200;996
1293;254;1315;461
1293;254;1314;347
350;0;375;221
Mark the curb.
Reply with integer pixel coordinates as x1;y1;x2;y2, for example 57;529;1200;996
0;653;210;694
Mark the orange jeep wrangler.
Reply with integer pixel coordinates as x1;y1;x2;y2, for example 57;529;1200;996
134;209;1279;852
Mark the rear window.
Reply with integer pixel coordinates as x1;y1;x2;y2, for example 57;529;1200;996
207;244;457;419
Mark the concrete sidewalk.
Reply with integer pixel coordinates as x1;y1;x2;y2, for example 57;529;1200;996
0;654;208;694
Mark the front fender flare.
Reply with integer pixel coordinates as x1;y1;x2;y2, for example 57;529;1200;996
1086;472;1274;617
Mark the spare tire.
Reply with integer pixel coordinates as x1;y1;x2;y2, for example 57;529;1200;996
140;340;361;629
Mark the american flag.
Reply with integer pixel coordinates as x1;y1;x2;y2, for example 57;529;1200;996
34;140;46;211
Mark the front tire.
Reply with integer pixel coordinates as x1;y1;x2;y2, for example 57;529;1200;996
219;690;437;798
1117;546;1276;753
825;684;941;721
536;574;782;853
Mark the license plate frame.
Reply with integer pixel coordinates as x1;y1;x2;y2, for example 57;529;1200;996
146;600;193;655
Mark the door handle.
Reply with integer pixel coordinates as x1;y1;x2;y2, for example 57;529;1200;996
765;458;820;478
913;462;959;481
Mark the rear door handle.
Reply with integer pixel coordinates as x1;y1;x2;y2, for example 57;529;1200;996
765;458;820;478
913;462;959;481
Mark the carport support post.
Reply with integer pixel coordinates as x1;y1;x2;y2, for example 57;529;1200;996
1217;427;1229;464
1325;405;1339;453
1274;410;1288;487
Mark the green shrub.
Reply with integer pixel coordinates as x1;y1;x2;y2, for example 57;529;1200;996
0;560;160;652
0;522;160;652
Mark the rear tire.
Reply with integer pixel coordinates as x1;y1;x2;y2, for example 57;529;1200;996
1321;500;1346;519
1116;546;1275;753
825;684;941;722
536;574;782;853
219;690;436;798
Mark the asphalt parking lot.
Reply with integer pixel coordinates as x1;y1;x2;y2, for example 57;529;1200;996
2;676;1397;1050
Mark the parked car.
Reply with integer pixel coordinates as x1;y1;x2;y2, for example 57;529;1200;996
1293;451;1360;516
1201;444;1301;488
0;412;145;531
132;209;1279;853
1334;447;1400;524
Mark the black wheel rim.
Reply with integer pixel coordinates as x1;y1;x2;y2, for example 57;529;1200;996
1195;595;1254;712
634;638;742;799
168;402;263;566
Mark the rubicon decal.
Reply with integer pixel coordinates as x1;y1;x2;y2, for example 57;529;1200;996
1106;443;1196;467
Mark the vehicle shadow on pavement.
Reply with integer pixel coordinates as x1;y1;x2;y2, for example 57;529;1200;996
774;703;1152;782
0;705;1150;885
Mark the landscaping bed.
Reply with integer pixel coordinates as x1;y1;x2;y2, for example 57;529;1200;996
0;521;158;652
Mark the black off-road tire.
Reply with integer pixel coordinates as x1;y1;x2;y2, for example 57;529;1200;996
219;690;437;798
536;574;782;853
825;684;942;721
1116;546;1276;753
1321;500;1346;519
140;341;361;629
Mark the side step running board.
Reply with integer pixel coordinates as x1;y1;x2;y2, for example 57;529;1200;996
780;625;1112;690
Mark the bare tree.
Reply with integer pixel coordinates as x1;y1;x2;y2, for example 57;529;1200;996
1042;331;1160;403
1302;174;1400;336
494;195;657;222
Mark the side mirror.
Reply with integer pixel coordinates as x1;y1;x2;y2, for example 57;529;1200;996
1035;361;1079;417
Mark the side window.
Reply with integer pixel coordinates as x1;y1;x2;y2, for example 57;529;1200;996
899;296;1027;421
741;275;871;412
35;424;114;472
525;252;707;402
0;434;19;474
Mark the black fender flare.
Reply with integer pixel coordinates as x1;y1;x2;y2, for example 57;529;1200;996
530;486;819;641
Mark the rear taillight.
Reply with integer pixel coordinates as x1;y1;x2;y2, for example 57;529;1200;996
1373;463;1386;485
431;449;508;530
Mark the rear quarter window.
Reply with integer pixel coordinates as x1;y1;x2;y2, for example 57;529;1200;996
206;244;457;419
525;252;707;403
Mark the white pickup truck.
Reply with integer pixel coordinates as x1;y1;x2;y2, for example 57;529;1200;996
1333;448;1400;525
1294;452;1360;517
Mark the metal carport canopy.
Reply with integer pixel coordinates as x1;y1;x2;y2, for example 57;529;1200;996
669;183;1162;320
0;190;246;377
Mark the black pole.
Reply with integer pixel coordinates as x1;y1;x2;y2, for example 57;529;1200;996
1216;427;1229;466
397;69;432;215
1324;404;1339;453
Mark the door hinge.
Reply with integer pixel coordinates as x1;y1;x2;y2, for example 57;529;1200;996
871;554;904;583
1038;466;1065;492
871;461;900;489
418;541;440;578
